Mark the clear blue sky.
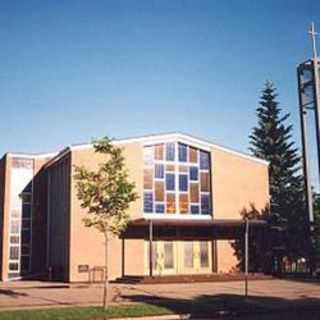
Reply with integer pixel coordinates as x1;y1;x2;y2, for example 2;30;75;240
0;0;319;156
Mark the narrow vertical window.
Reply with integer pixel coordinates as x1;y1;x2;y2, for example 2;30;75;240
178;143;187;162
200;151;210;169
179;194;188;214
154;164;164;179
200;172;210;192
179;174;188;192
144;146;153;165
201;194;210;215
155;204;165;213
191;205;199;214
144;192;153;213
166;194;176;213
154;144;164;160
189;167;198;181
144;168;153;189
166;143;175;161
155;181;164;201
166;173;175;191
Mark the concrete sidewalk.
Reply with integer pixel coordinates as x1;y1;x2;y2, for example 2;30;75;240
1;279;320;312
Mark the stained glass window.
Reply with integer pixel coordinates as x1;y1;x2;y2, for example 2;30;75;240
178;143;187;162
144;146;153;165
179;194;188;214
189;147;198;163
191;205;199;214
166;164;175;171
190;183;199;203
144;192;153;213
144;169;153;189
166;173;175;191
166;143;175;161
200;172;210;192
166;194;176;213
201;195;210;215
155;144;164;160
144;142;212;215
155;181;164;201
155;204;165;213
179;175;188;191
155;164;164;179
200;150;210;169
190;167;198;181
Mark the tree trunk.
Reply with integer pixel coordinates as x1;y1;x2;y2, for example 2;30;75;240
103;232;109;310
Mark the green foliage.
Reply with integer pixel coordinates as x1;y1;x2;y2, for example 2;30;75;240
74;137;139;237
249;81;309;263
312;194;320;265
0;304;174;320
230;204;271;272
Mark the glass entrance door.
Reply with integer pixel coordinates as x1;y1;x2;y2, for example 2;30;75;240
180;241;211;274
198;241;210;272
146;241;177;275
145;240;211;275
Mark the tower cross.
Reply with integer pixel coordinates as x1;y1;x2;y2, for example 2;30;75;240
309;22;319;59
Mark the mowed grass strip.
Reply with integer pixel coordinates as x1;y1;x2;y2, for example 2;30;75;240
0;304;174;320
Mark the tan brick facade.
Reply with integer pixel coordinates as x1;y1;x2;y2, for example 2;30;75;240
0;133;269;282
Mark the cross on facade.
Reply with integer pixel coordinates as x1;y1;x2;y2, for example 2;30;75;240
309;22;319;59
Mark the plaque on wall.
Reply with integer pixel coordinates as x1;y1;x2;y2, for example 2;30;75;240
78;265;89;273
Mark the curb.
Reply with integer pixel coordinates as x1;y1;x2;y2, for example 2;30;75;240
112;315;191;320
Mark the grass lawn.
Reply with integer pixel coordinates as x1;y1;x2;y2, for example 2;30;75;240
1;298;320;320
0;296;273;320
0;295;269;320
0;303;174;320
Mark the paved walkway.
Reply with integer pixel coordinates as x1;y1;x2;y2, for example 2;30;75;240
1;279;320;311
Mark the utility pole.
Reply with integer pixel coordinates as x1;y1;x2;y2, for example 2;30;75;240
244;218;249;298
297;22;320;274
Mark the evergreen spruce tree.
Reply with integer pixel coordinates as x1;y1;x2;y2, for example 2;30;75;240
249;81;309;265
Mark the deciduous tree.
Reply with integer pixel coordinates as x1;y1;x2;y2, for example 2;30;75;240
74;137;138;309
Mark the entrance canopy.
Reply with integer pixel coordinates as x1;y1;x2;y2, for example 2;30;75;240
122;218;267;240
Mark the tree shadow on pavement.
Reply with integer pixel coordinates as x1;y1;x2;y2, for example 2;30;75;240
0;289;28;298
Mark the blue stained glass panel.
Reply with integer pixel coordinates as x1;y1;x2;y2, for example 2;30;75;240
200;151;210;170
178;143;187;162
201;195;210;215
155;204;165;213
190;167;198;181
166;173;175;191
155;164;164;178
144;192;153;213
166;143;175;161
179;174;188;191
191;205;199;214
